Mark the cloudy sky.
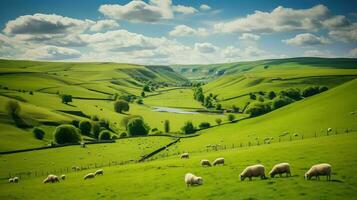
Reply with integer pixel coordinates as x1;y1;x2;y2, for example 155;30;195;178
0;0;356;64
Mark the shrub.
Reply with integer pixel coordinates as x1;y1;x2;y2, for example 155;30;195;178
99;118;109;129
141;91;146;97
54;124;81;144
199;122;211;129
249;93;256;100
71;120;80;128
127;118;150;136
164;120;170;133
143;85;150;92
79;120;92;136
215;118;222;125
245;102;271;117
111;135;118;140
99;130;111;140
181;121;196;134
319;86;328;92
33;127;45;140
280;88;302;100
61;94;72;104
302;86;320;97
258;96;265;102
121;115;142;130
6;100;21;116
227;114;236;122
92;122;101;139
232;105;240;113
268;91;276;100
136;99;143;104
272;96;294;110
152;128;158;132
29;91;34;95
114;100;130;113
120;132;127;138
91;115;99;121
215;103;222;110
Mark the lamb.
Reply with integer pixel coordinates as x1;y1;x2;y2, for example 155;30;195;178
13;177;19;183
61;175;66;180
180;153;189;159
269;163;291;178
305;163;331;181
200;159;212;167
95;169;104;176
84;173;95;180
240;164;266;181
213;158;224;166
43;175;59;183
184;173;203;187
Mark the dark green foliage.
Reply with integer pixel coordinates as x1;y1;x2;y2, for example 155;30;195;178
99;118;110;129
280;88;302;100
114;100;130;113
120;132;127;138
79;120;92;136
99;130;111;140
193;87;205;103
228;114;236;122
136;99;143;104
6;100;21;116
258;96;265;102
111;135;118;140
215;118;222;125
143;85;151;92
249;93;256;100
215;103;222;110
319;86;328;92
72;120;80;128
92;122;101;139
272;96;294;110
302;86;320;97
141;91;146;97
29;91;34;95
118;94;136;103
61;94;72;104
127;118;150;136
91;115;99;121
204;96;213;108
199;122;211;129
54;124;81;144
164;120;170;133
268;91;276;100
151;128;158;132
181;121;196;134
121;115;142;130
245;102;272;117
33;127;45;140
232;105;240;113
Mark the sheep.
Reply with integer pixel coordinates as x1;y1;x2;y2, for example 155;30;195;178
84;173;95;180
13;177;19;183
200;159;212;167
8;178;13;183
95;169;104;176
184;173;203;187
61;175;66;180
327;128;332;132
43;175;59;184
213;158;225;166
180;153;189;159
269;163;291;178
240;164;266;181
305;163;331;181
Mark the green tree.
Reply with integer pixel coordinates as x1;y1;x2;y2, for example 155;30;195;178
181;121;196;134
199;122;211;129
268;91;276;100
99;130;111;140
114;100;130;113
54;124;81;144
79;120;92;136
227;114;236;122
141;91;146;97
215;103;222;110
143;85;151;92
272;97;294;110
121;115;142;130
61;94;72;104
215;118;222;125
33;127;45;140
245;102;272;117
127;118;150;136
164;120;170;133
92;122;101;139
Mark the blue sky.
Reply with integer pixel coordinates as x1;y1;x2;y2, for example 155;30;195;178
0;0;356;64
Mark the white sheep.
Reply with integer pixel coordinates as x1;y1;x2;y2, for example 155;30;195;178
213;158;225;166
200;159;212;167
305;163;331;181
184;173;203;187
327;128;332;132
180;153;189;159
84;173;95;180
95;169;104;176
269;163;291;178
240;164;266;181
13;177;19;183
8;178;13;183
43;175;59;184
61;175;66;180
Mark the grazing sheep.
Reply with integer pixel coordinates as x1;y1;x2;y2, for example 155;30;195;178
200;159;212;167
240;164;266;181
43;175;59;184
61;175;66;180
184;173;203;187
95;169;104;176
84;173;95;180
13;177;19;183
213;158;225;166
327;128;332;132
8;178;13;183
180;153;189;159
305;163;331;181
269;163;291;178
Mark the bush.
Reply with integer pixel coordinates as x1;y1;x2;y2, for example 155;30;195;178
280;88;302;100
127;118;150;136
91;115;99;121
181;121;196;134
268;91;276;100
199;122;211;129
215;118;222;125
215;103;222;110
245;102;271;117
61;94;72;104
232;105;240;113
249;93;256;100
302;86;320;97
151;128;158;132
272;96;294;110
79;120;92;136
33;127;45;140
121;115;142;130
114;100;130;113
227;114;236;122
29;91;34;95
6;100;21;116
54;124;81;144
136;99;143;104
258;96;265;102
143;85;150;92
99;130;111;140
141;91;146;97
92;122;101;139
120;132;127;138
111;135;118;140
99;118;109;129
319;86;328;92
164;120;170;133
72;120;80;128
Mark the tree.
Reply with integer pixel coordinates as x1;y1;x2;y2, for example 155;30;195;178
319;86;328;92
92;122;101;139
302;86;320;97
232;105;240;113
143;85;151;92
54;124;81;144
280;88;301;100
99;130;111;140
181;121;196;134
114;100;130;113
249;93;256;100
127;118;150;136
164;120;170;133
61;94;72;104
199;122;211;129
258;96;265;102
215;118;222;125
227;114;236;122
268;91;276;100
121;115;142;130
33;127;45;140
245;102;272;117
141;91;146;97
272;97;294;110
6;100;21;116
136;99;143;104
215;103;222;110
79;120;92;136
204;96;213;108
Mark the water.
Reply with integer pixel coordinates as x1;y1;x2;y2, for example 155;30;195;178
152;106;198;114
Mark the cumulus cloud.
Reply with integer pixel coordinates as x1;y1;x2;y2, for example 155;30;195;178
90;19;119;32
222;46;241;58
194;42;218;53
322;15;350;29
239;33;260;41
169;25;208;37
283;33;329;46
172;5;198;14
24;45;81;60
328;23;357;43
200;4;211;11
349;48;357;58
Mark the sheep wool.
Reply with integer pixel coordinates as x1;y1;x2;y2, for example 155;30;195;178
240;164;266;181
184;173;203;187
305;163;331;180
269;163;291;178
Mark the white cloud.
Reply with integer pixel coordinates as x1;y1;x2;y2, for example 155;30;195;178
303;49;333;57
349;48;357;57
172;5;198;14
322;15;350;29
283;33;329;46
90;20;119;32
214;4;331;33
194;42;218;53
169;25;208;37
328;23;357;43
239;33;260;41
23;45;81;60
222;46;241;58
200;4;211;11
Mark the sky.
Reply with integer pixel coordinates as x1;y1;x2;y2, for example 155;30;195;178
0;0;356;64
